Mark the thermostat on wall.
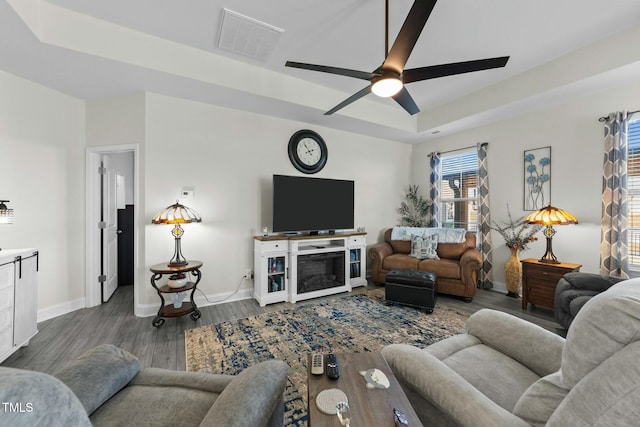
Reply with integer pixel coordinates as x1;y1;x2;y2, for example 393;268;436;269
181;187;194;199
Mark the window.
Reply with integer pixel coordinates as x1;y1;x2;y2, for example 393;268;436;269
627;119;640;268
439;149;478;232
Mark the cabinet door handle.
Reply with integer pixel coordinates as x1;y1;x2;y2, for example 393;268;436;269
15;256;22;279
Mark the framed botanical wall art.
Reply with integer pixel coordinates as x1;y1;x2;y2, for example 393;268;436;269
523;146;551;211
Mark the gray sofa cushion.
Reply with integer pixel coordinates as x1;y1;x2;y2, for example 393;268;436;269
54;344;141;414
548;341;640;426
0;367;91;427
88;367;235;426
512;371;569;427
437;343;540;412
382;344;530;427
89;381;221;426
561;279;640;388
517;278;640;426
464;309;564;378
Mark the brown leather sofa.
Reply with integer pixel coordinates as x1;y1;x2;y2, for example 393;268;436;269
368;228;482;301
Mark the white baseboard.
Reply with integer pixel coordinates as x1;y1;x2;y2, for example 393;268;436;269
38;298;86;323
491;281;508;294
136;288;254;318
37;289;255;321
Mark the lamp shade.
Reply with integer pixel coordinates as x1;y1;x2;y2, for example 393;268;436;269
525;205;578;225
152;201;201;225
152;201;201;266
525;205;577;264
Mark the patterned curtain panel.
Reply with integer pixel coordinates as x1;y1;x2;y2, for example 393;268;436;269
429;152;441;227
477;142;493;289
601;111;630;278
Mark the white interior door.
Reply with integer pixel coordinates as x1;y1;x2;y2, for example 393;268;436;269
102;160;118;302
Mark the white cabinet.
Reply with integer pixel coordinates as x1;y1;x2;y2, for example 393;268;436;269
254;233;366;306
0;263;15;359
253;240;289;307
0;249;38;363
347;235;367;288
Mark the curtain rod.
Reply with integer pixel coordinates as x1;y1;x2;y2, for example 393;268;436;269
598;110;640;122
429;143;487;157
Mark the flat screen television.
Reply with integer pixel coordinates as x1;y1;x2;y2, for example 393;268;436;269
272;174;354;234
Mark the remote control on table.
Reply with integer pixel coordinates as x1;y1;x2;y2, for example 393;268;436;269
311;353;324;375
326;353;340;380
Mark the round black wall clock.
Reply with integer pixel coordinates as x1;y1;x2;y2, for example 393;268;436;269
287;129;328;174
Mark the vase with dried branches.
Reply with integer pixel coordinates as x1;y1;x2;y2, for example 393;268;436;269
491;205;542;297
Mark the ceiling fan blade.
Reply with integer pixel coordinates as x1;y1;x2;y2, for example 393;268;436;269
286;61;378;81
392;87;420;115
383;0;438;74
324;86;372;115
403;56;510;84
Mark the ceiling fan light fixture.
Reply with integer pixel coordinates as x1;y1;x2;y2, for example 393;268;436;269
371;76;403;98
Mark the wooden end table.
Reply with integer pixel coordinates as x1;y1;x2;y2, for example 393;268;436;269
307;352;422;426
521;258;581;310
149;260;203;327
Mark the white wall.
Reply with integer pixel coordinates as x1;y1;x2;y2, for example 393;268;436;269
0;70;86;318
412;79;640;291
143;93;412;306
0;78;409;317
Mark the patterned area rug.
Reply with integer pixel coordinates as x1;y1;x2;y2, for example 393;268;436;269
185;289;468;426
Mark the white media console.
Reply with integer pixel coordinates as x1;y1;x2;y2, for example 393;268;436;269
253;232;367;306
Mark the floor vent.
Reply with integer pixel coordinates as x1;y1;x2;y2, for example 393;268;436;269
217;8;284;61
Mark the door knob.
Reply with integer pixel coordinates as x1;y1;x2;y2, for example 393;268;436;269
116;230;123;234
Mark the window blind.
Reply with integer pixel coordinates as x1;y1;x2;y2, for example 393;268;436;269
628;119;640;267
439;149;479;232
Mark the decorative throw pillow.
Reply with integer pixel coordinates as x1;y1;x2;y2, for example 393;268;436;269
410;234;439;260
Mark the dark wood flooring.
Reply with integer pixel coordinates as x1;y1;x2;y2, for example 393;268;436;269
1;282;560;374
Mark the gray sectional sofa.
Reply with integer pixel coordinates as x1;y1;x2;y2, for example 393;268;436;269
382;278;640;426
0;344;288;427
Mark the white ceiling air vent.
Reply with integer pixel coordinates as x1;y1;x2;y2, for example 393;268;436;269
217;8;284;61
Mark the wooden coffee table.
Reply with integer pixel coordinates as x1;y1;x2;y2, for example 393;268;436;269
307;352;423;426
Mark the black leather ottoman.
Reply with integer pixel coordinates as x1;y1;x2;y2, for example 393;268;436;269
385;269;438;313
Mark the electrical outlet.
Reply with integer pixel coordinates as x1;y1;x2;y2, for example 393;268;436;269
245;269;252;280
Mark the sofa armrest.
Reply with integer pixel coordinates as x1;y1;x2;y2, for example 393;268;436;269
54;344;141;415
382;344;530;427
460;247;482;269
0;367;92;427
368;241;393;263
560;272;623;292
466;309;564;377
459;247;482;285
368;242;393;282
200;360;289;427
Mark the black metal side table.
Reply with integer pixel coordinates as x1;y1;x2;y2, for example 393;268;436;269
149;260;202;327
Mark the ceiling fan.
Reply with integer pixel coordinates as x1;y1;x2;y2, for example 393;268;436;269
285;0;509;116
